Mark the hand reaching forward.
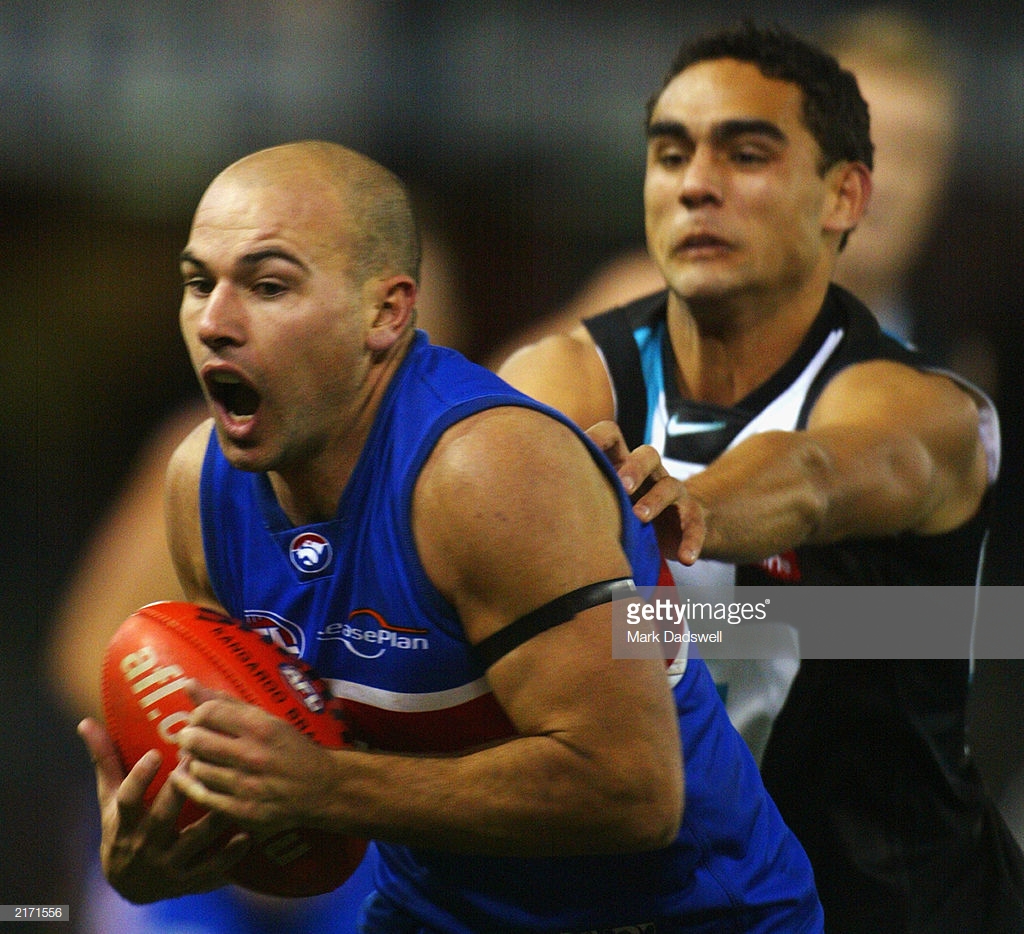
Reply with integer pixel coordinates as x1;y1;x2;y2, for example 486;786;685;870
586;420;707;566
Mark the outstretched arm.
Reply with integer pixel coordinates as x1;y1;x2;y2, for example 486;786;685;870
595;361;990;565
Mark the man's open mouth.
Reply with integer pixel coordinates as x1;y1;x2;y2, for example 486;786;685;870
208;372;261;418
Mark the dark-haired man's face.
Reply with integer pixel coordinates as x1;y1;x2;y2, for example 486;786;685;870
644;58;847;312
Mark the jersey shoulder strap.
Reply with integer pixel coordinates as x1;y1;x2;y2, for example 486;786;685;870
796;284;924;429
584;291;667;450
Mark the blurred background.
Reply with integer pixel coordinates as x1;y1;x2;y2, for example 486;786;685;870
2;1;1022;926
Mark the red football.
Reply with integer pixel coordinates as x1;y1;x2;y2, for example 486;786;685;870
100;601;367;897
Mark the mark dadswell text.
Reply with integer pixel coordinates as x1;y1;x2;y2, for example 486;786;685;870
626;629;723;644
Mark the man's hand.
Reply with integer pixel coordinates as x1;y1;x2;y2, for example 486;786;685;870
586;421;707;565
78;717;250;904
171;684;341;836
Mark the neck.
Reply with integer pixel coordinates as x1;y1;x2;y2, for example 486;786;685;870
667;279;829;406
270;330;415;526
270;454;361;527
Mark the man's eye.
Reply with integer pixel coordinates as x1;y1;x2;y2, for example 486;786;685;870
652;145;689;169
254;280;287;297
184;277;213;296
732;147;770;165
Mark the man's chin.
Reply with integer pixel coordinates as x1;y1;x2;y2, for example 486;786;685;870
215;426;270;472
668;274;740;307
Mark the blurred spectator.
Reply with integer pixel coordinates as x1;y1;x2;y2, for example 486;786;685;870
828;10;958;339
827;7;995;391
824;10;1024;592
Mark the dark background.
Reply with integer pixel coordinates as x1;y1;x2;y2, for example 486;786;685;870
1;2;1021;926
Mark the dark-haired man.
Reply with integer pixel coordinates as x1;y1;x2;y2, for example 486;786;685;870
501;22;1022;934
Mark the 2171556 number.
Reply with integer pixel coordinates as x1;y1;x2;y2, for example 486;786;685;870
0;905;67;921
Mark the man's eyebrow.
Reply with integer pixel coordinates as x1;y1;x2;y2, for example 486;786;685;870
178;247;309;272
179;248;204;268
647;118;787;145
712;118;787;145
647;119;692;143
238;248;309;272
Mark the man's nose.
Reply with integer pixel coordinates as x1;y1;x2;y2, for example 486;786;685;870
678;146;723;208
194;282;246;350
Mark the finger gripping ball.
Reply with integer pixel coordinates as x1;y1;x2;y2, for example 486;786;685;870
100;601;367;896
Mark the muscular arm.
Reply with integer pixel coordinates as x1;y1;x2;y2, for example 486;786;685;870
619;360;991;564
173;407;683;856
498;321;988;570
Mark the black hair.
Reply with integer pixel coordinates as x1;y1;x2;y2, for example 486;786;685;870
648;21;873;174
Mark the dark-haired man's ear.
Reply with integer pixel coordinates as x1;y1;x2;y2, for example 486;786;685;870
823;161;872;245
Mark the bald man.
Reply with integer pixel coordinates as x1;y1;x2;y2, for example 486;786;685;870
79;141;822;932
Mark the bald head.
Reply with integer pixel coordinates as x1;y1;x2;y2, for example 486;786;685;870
203;141;421;288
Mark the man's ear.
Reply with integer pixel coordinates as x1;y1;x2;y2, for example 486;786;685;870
367;275;417;352
823;161;872;241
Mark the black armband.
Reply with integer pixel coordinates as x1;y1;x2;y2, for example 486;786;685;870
472;577;636;670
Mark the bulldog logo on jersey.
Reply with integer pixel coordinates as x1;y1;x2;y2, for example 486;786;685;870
289;532;333;575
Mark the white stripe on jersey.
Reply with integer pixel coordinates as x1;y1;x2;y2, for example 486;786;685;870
326;675;492;713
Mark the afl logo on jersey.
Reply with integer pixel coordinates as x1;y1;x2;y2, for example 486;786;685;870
243;610;306;657
289;532;333;574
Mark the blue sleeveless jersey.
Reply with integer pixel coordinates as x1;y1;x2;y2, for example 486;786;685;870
200;331;822;933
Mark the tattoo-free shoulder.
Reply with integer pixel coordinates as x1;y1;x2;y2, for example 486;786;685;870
497;325;613;430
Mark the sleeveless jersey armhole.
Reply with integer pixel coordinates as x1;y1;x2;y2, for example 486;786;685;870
584;311;648;451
